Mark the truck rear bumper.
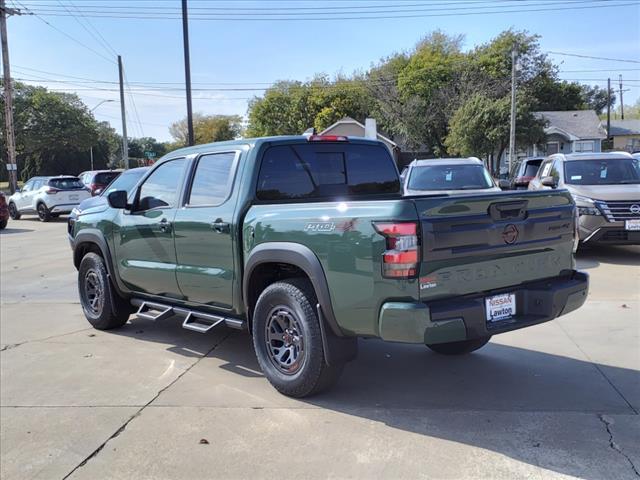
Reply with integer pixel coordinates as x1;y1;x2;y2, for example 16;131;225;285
378;270;589;345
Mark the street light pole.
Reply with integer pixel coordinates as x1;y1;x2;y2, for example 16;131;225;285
89;99;115;171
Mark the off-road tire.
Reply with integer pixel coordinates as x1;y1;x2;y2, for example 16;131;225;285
252;279;344;398
0;218;7;230
427;336;491;355
78;253;131;330
8;202;20;220
37;202;51;222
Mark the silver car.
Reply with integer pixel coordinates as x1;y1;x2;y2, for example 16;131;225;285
403;158;505;196
528;152;640;245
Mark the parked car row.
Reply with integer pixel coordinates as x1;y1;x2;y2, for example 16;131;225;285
5;169;122;223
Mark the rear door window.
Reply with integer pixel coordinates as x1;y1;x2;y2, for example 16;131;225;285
187;152;237;206
256;143;399;201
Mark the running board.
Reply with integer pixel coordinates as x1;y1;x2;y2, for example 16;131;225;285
135;301;174;322
130;299;246;333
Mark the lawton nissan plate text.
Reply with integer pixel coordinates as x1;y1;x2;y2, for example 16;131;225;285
68;135;588;397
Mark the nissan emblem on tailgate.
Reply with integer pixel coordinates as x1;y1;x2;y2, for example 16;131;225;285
502;224;519;244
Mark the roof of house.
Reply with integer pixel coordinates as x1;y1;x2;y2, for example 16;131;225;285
320;117;398;147
608;119;640;136
534;110;606;140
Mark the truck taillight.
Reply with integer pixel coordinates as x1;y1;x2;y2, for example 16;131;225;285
373;221;420;278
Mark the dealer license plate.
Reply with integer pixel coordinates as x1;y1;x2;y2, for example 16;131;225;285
69;194;79;201
485;293;516;323
625;219;640;231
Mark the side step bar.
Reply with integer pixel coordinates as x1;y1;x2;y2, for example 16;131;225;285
130;299;246;333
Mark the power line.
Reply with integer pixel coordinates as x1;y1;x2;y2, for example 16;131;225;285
54;0;115;59
20;0;640;21
11;0;116;63
18;0;616;14
64;0;119;57
548;51;640;64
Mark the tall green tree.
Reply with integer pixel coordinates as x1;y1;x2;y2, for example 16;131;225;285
246;76;373;137
0;82;113;179
446;93;546;174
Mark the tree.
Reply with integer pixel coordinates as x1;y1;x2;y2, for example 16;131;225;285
580;85;615;115
245;76;373;137
169;113;243;147
446;93;546;175
0;82;107;179
128;137;168;161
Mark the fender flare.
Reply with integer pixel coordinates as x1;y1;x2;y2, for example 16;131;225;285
73;229;128;297
243;242;344;337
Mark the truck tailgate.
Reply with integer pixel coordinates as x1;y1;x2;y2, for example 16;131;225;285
412;190;576;300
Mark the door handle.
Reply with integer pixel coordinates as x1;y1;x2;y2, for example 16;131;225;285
158;218;172;233
211;219;230;234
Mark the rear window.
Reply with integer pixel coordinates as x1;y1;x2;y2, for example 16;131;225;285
408;164;494;191
48;178;84;190
256;143;399;201
95;172;121;186
523;160;542;177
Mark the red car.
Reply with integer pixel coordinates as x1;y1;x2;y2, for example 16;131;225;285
0;191;9;229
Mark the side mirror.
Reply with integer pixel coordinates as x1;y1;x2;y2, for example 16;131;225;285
541;176;557;188
498;179;510;190
107;190;128;209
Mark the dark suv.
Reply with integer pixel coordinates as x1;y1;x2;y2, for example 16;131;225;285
79;170;122;196
508;157;544;190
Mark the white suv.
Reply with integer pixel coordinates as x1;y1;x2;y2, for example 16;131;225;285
8;176;91;222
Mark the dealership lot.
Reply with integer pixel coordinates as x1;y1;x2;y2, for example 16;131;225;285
1;218;639;480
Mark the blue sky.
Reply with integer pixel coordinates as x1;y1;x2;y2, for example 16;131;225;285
6;0;640;141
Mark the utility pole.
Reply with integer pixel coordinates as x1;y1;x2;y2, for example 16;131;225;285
619;75;625;120
1;0;21;193
607;78;611;142
117;55;128;169
508;49;517;174
182;0;194;146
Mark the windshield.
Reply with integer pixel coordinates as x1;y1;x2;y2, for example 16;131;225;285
103;168;148;195
48;178;84;190
564;158;640;185
408;164;494;191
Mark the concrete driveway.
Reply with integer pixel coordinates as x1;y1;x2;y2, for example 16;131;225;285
1;217;639;479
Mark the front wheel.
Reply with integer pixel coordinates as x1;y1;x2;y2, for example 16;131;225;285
8;202;20;220
427;336;491;355
78;253;131;330
252;279;344;398
37;203;51;222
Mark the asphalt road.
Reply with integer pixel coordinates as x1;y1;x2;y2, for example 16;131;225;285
1;216;639;480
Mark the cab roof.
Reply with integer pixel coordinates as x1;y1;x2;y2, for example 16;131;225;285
552;151;634;161
410;157;483;167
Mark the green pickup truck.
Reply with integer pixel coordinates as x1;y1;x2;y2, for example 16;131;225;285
69;135;589;397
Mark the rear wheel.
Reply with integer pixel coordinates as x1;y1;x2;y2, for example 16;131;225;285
0;218;7;230
427;336;491;355
8;202;20;220
78;253;131;330
252;279;344;398
37;203;51;222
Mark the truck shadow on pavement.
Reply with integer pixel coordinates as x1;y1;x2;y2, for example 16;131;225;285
576;245;640;270
110;318;640;480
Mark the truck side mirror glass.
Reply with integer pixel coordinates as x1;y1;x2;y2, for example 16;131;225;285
541;176;557;188
107;190;128;209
